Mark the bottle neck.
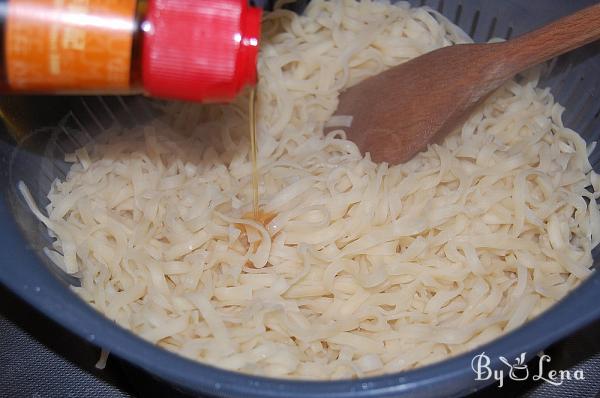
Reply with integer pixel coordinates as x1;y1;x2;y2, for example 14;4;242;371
140;0;262;102
129;0;148;91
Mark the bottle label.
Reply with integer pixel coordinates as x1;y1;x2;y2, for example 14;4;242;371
6;0;137;91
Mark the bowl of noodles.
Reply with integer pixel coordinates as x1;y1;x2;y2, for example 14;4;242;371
1;0;600;396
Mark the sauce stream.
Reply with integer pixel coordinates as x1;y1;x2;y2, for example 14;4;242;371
249;87;259;219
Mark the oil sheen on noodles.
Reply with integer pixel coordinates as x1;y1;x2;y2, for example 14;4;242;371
20;0;600;379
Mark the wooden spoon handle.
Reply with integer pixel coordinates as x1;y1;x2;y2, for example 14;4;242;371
507;3;600;70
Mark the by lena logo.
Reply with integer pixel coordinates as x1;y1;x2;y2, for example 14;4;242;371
471;352;584;388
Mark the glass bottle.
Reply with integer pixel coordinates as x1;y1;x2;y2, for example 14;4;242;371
1;0;262;102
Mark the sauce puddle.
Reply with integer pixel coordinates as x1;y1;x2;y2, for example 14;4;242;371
235;210;277;268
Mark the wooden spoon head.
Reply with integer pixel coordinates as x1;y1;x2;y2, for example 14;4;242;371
334;42;511;164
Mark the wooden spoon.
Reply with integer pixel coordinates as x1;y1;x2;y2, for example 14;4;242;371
334;3;600;165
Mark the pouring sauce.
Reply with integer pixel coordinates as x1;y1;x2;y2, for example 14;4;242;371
249;87;260;219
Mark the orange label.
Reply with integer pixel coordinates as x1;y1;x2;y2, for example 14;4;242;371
6;0;136;91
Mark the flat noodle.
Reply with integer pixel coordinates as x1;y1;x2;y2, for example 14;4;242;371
21;0;598;379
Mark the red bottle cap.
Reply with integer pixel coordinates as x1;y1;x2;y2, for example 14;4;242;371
142;0;261;102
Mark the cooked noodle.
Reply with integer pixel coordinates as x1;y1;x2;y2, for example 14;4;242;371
21;0;598;379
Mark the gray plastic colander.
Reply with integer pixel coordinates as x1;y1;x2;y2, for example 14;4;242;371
0;1;599;397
